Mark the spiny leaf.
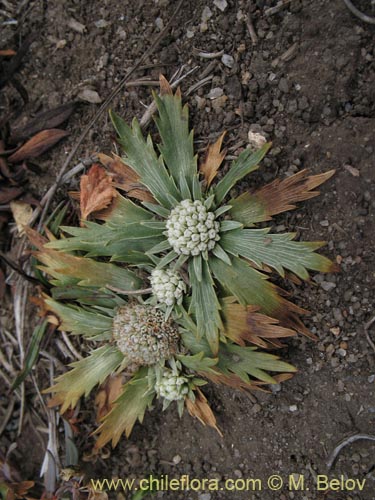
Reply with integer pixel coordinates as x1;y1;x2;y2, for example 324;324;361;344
220;228;337;279
110;110;180;208
80;164;116;221
209;255;313;338
214;142;271;204
177;352;218;373
221;299;296;349
185;389;222;435
217;343;297;385
188;259;222;355
229;169;335;225
45;346;124;413
200;131;226;188
33;239;143;290
95;368;154;448
153;75;197;192
44;298;113;339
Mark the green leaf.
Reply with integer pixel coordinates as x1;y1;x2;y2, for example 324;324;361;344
193;255;202;282
38;246;143;291
95;367;155;447
47;221;164;262
221;228;334;279
209;255;283;315
45;346;124;413
110;111;181;208
219;220;243;232
154;92;197;193
146;239;172;255
156;249;178;269
12;320;48;390
142;202;170;218
51;285;125;309
217;343;296;384
45;298;113;340
177;352;218;373
104;194;154;227
211;244;232;265
188;259;222;354
214;143;271;204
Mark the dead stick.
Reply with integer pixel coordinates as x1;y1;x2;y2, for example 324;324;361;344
364;315;375;355
327;434;375;470
31;0;184;230
246;12;258;45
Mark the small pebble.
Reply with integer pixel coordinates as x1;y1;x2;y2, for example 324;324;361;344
222;54;235;68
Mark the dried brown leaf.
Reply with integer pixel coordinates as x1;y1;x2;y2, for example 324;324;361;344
222;300;296;349
253;169;335;220
95;375;123;422
80;164;116;221
200;132;226;187
185;389;222;436
8;129;69;163
97;153;154;202
10;102;76;143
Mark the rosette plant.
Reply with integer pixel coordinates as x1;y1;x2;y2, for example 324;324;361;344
28;76;337;448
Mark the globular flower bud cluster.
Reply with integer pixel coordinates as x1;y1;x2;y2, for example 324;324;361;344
166;199;220;256
150;268;186;306
113;304;179;366
155;368;189;401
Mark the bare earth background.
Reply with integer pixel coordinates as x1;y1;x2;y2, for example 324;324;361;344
1;0;375;499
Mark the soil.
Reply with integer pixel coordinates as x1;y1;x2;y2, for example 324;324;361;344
1;0;375;499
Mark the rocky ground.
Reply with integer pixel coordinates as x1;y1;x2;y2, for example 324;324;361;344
1;0;374;499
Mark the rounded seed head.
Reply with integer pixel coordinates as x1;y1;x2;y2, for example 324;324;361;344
113;304;179;366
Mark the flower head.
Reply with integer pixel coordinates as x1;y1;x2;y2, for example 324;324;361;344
150;268;186;306
166;199;220;256
155;367;189;401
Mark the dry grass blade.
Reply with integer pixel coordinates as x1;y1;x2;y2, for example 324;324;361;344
327;434;375;470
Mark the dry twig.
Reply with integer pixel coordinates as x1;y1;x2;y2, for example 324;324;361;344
342;0;375;24
364;315;375;355
327;434;375;470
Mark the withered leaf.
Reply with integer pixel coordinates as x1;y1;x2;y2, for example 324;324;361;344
97;153;154;202
185;389;222;436
8;129;69;163
95;375;123;422
200;131;226;187
10;102;76;143
80;164;116;221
